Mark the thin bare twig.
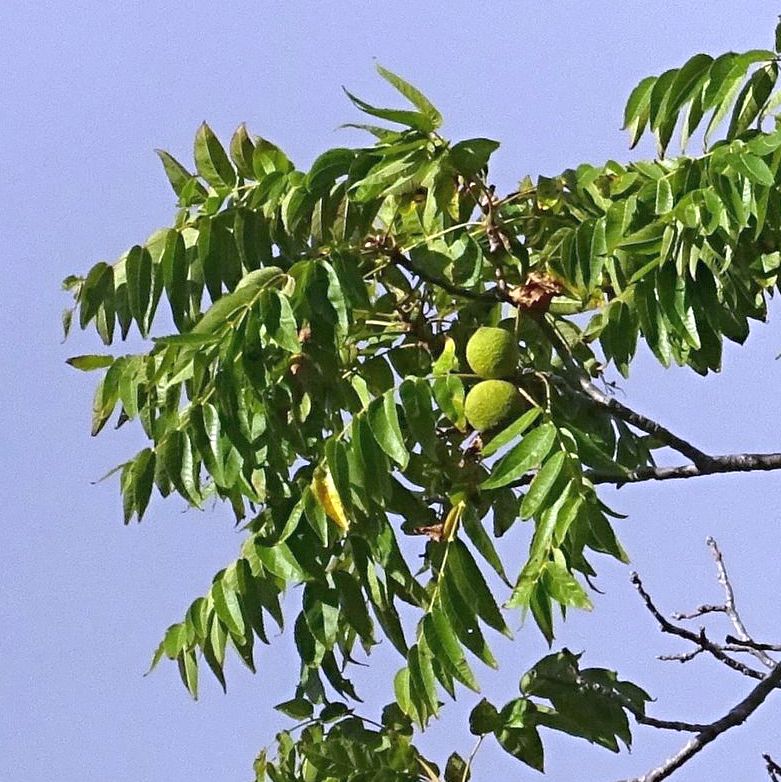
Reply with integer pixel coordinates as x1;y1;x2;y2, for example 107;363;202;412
658;648;705;664
462;735;484;782
624;543;780;782
619;663;781;782
705;537;777;669
764;753;781;782
630;573;765;680
672;604;726;620
726;636;781;653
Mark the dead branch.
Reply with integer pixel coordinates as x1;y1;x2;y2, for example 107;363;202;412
621;541;780;782
619;663;781;782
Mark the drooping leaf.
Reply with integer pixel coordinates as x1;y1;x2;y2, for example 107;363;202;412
367;391;409;468
447;540;510;638
449;138;500;176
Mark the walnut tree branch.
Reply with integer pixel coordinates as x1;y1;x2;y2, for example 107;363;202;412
630;572;765;680
385;249;781;488
765;754;781;782
535;320;711;466
587;452;781;485
618;662;781;782
704;536;777;669
622;546;780;781
388;246;510;306
726;637;781;653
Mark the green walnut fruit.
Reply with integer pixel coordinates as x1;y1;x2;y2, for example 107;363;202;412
466;327;519;379
464;380;525;433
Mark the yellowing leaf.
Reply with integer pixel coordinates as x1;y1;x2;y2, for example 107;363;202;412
312;467;350;531
442;500;465;541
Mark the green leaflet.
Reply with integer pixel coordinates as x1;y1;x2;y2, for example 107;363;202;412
176;648;199;700
367;391;409;468
623;75;656;148
375;63;443;130
727;62;778;139
449;138;500;176
520;450;567;519
447;540;510;638
343;88;436;133
461;506;509;584
194;121;236;189
422;609;479;692
399;378;439;459
481;407;542;457
481;422;557;490
333;571;374;644
155;149;207;202
125;245;152;335
66;354;115;371
543;557;593;611
211;566;246;639
229;124;256;179
192;267;284;333
259;288;299;352
440;574;497;669
432;374;466;431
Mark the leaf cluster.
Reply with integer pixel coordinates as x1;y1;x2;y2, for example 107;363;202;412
64;28;781;776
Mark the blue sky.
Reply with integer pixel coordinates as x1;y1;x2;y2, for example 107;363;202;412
1;2;779;780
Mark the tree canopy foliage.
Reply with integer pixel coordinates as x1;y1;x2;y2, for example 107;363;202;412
65;21;781;781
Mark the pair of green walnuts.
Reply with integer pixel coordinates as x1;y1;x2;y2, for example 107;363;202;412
463;327;526;433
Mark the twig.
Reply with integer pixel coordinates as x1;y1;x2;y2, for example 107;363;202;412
619;663;781;782
658;648;704;664
634;715;709;733
572;378;711;467
575;677;708;732
705;537;777;669
388;247;511;306
630;573;765;680
726;636;781;653
463;735;485;782
765;753;781;782
587;453;781;485
538;339;711;466
673;604;725;620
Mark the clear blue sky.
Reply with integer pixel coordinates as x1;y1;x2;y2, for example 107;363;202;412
2;2;779;780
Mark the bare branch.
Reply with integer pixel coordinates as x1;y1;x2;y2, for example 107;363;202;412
619;663;781;782
630;573;765;680
588;453;781;485
658;648;705;664
624;543;780;782
634;715;708;733
705;537;777;669
572;378;711;466
726;636;781;653
672;604;726;620
765;754;781;782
